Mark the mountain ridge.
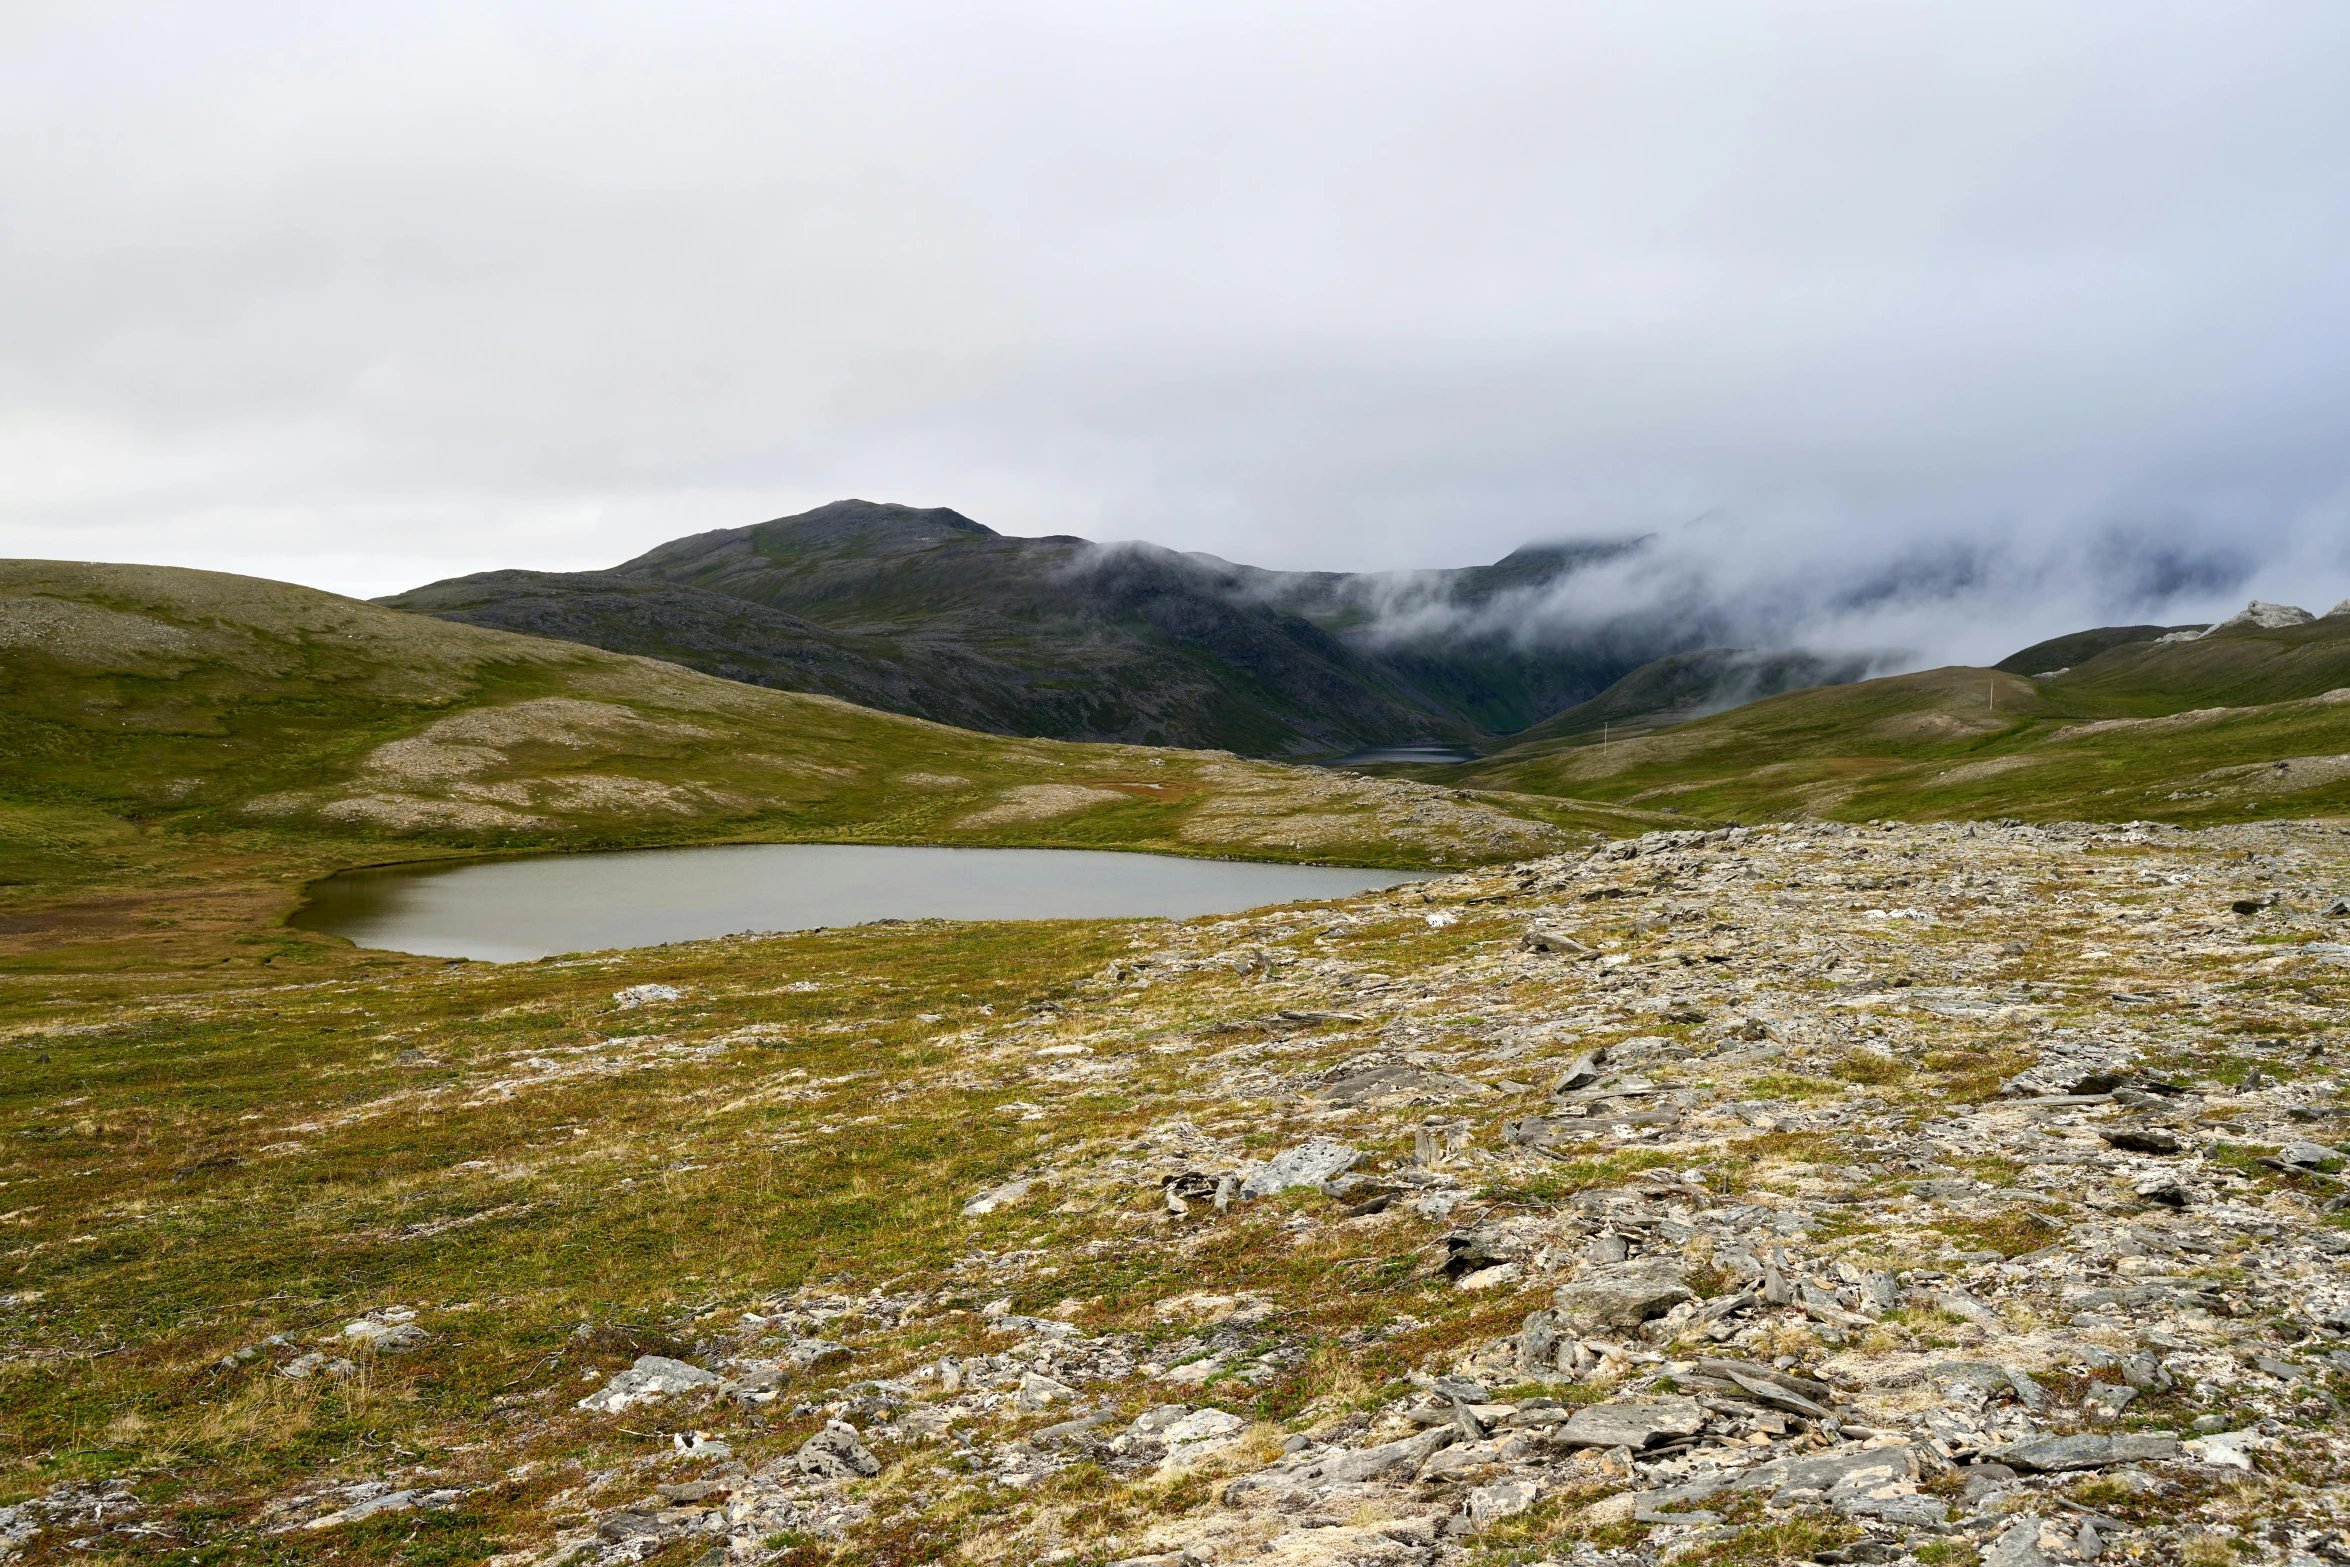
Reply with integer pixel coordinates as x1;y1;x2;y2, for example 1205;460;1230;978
383;501;1714;756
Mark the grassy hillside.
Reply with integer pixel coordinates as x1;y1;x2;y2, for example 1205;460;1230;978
2044;607;2350;712
1434;612;2350;824
0;561;1621;974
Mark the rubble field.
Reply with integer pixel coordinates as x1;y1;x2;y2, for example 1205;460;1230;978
5;816;2350;1567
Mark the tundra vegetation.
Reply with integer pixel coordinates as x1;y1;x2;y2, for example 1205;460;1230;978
0;570;2346;1567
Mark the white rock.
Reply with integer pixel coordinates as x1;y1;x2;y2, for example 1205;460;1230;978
575;1354;720;1413
2184;1430;2259;1472
963;1179;1035;1217
1456;1262;1525;1291
613;984;684;1008
1238;1138;1361;1199
1465;1477;1542;1532
1158;1408;1247;1445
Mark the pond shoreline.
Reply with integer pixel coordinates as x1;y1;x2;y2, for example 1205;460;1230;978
291;841;1432;962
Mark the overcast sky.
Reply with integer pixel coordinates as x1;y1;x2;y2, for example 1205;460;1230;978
7;1;2350;663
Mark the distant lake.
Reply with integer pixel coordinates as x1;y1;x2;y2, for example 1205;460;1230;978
1323;745;1478;766
291;843;1430;962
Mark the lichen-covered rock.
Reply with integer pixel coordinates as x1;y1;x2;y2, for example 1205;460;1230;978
1552;1261;1692;1330
796;1421;881;1479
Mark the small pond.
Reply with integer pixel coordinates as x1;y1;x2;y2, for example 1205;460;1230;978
291;843;1429;962
1321;745;1478;766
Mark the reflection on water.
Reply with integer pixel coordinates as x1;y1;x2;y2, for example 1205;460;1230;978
291;843;1429;962
1323;745;1478;766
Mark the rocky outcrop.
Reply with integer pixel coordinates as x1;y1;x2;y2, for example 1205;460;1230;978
2196;599;2316;636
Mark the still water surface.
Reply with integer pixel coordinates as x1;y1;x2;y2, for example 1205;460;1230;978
1322;745;1477;766
292;843;1428;962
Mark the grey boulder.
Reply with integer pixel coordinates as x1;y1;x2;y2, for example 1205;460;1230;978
796;1421;882;1479
1735;1444;1920;1504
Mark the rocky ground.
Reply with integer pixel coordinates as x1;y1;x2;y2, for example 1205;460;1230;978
7;817;2350;1567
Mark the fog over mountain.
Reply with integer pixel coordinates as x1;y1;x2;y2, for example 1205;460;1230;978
1308;512;2279;676
7;2;2350;668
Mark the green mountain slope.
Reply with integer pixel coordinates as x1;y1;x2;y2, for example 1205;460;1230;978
0;561;1600;970
1438;607;2350;823
384;500;1654;755
1989;622;2198;675
2040;607;2350;712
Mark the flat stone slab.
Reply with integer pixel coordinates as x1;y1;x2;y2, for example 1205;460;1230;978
1980;1433;2179;1472
1733;1444;1920;1503
1279;1427;1456;1486
1554;1397;1706;1450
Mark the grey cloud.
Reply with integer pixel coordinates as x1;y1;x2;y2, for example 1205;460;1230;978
4;0;2349;668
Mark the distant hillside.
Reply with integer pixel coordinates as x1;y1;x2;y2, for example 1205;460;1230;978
1501;647;1872;747
2037;603;2350;713
0;561;1614;966
384;500;1666;757
1435;600;2350;823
